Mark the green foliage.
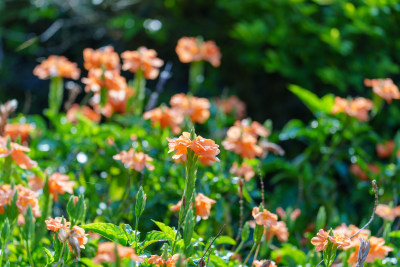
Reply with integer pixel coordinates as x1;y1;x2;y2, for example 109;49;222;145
81;223;129;245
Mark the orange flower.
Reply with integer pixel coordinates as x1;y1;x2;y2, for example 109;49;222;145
66;104;101;123
148;255;165;265
376;140;400;158
331;97;348;115
230;162;255;181
48;172;75;202
121;47;164;79
15;184;41;217
265;221;289;242
93;242;144;264
92;87;135;117
167;132;220;165
365;78;400;103
349;163;379;181
69;226;88;251
334;223;370;248
253;260;277;267
170;193;216;219
375;204;400;221
348;236;393;264
215;96;246;119
252;207;278;228
195;193;217;219
82;69;129;93
83;46;120;71
113;149;155;172
311;229;329;252
346;97;373;121
0;185;14;214
170;93;210;123
176;37;221;67
28;175;44;191
4;123;34;143
328;231;352;249
143;106;184;134
33;55;80;80
148;254;181;267
45;217;71;232
0;137;37;169
332;97;373;121
201;41;221;67
222;120;268;159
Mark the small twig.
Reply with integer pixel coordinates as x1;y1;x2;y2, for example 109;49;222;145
252;242;261;265
145;62;172;111
235;178;244;243
258;165;265;207
195;224;226;267
315;180;378;267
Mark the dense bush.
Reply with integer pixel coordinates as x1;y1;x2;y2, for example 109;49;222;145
0;37;400;266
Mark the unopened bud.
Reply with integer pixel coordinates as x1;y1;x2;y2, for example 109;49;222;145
73;196;79;205
276;207;286;219
290;209;301;221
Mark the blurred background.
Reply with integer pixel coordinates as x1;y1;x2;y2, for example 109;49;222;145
1;0;400;127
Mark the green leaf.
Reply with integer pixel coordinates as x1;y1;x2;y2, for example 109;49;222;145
79;258;102;267
1;218;10;244
135;187;146;218
271;244;306;265
141;230;171;250
389;230;400;238
289;84;333;114
241;222;250;242
81;223;128;245
215;235;236;246
42;247;54;264
152;220;177;240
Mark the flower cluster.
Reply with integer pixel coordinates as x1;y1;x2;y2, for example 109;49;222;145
170;93;211;124
0;137;37;169
33;55;80;80
176;37;221;67
364;78;400;103
121;46;164;79
215;95;246;119
45;217;88;257
48;172;75;202
331;96;373;121
113;149;155;172
222;120;269;159
167;131;220;165
0;184;41;218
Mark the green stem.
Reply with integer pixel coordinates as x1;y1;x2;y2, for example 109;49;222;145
3;156;12;184
25;239;35;267
171;224;181;255
49;76;64;115
0;240;6;266
135;216;139;252
189;60;204;95
243;243;257;266
134;68;146;116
